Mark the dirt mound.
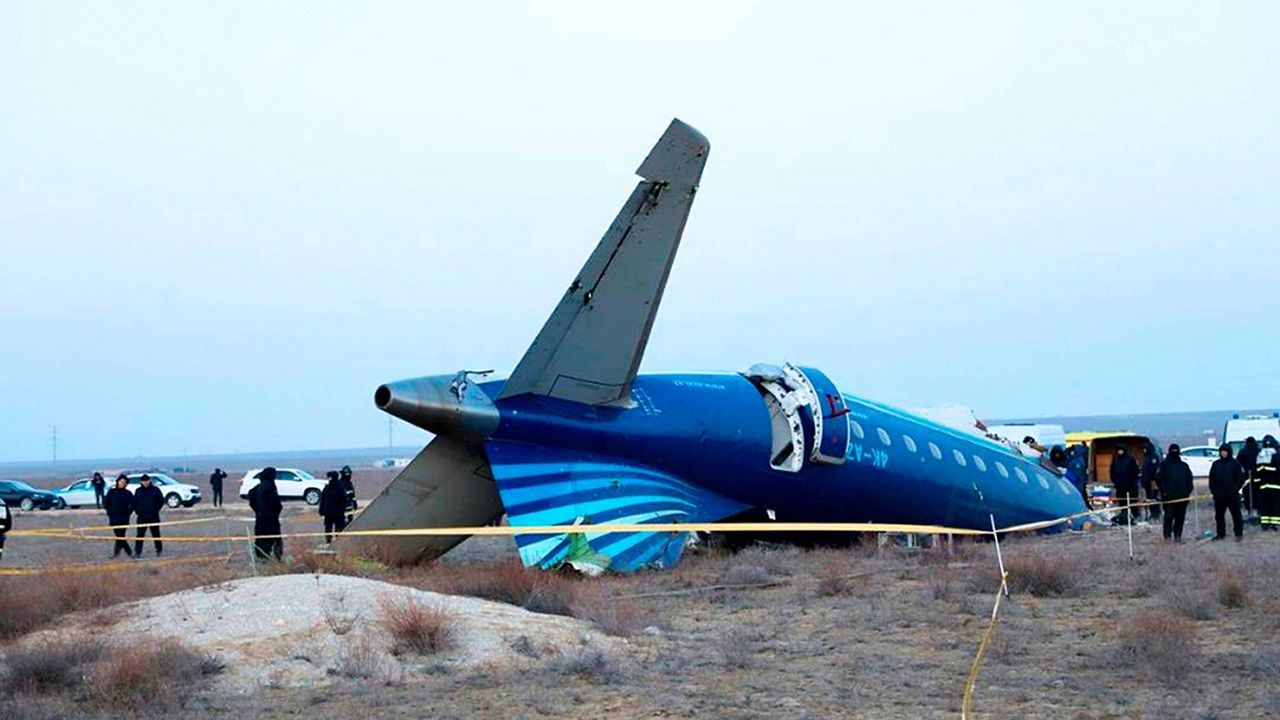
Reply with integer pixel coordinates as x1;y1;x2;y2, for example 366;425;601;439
22;573;615;690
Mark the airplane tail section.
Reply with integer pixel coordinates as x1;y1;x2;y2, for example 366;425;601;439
498;119;709;406
484;440;748;573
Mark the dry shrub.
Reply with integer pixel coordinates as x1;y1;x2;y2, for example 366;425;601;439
87;638;224;711
291;549;366;577
2;637;105;694
322;590;363;635
377;593;457;656
1165;584;1220;621
424;561;576;616
926;567;958;601
1110;610;1199;684
719;563;772;586
549;647;621;684
815;560;859;597
568;585;651;637
718;626;760;669
1002;552;1085;597
332;639;392;680
1216;566;1252;609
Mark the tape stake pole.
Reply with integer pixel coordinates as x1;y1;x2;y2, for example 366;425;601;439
1193;493;1200;538
1126;499;1135;561
989;514;1008;598
246;528;257;576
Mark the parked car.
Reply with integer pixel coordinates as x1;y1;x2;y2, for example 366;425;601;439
1177;445;1218;478
238;468;325;505
54;473;202;509
0;480;64;511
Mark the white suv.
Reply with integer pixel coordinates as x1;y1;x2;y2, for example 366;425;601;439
238;468;325;506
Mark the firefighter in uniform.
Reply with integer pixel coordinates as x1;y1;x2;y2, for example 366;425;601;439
1257;450;1280;532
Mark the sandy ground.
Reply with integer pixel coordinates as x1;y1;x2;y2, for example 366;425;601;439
4;499;1280;719
18;574;615;691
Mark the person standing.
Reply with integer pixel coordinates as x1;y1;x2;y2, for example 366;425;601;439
1156;444;1194;542
0;496;10;563
103;474;134;558
91;472;106;509
1111;444;1141;525
1141;441;1163;522
319;471;348;544
209;467;227;508
1208;443;1246;541
1238;436;1261;516
339;465;357;527
1256;451;1280;532
248;467;284;561
132;474;164;557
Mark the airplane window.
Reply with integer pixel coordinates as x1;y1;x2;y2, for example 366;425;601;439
973;456;987;472
929;442;942;460
1059;479;1073;495
902;435;917;453
995;462;1009;478
1038;475;1051;489
1015;468;1029;484
952;449;966;466
851;421;865;439
877;428;891;446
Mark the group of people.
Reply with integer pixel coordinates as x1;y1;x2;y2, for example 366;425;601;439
245;465;357;562
103;473;166;558
1107;435;1280;543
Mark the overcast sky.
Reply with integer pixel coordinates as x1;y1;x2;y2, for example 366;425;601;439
2;2;1277;462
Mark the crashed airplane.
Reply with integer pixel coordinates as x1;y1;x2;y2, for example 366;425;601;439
345;119;1088;572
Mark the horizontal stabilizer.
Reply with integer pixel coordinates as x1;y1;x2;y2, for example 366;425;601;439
340;436;504;564
485;440;749;573
498;119;710;406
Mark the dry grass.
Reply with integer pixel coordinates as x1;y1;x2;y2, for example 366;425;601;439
416;561;577;616
548;647;622;685
0;564;240;641
376;593;458;656
331;639;393;680
1216;566;1252;609
1001;551;1086;598
1;638;105;695
568;585;652;637
321;590;363;635
926;567;959;601
1164;583;1220;621
1109;609;1199;684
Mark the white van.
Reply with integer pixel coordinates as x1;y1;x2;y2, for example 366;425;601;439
1223;414;1280;454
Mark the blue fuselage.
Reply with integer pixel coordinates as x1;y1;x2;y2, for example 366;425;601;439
485;372;1086;532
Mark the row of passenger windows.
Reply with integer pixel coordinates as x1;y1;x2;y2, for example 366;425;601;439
849;419;1074;495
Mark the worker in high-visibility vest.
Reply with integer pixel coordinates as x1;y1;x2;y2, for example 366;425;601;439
1257;451;1280;532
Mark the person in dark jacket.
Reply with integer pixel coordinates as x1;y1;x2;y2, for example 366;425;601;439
1156;444;1194;541
1239;436;1261;515
132;474;165;557
0;496;10;563
339;465;357;526
1110;445;1141;525
319;471;348;543
1208;443;1246;541
209;467;227;508
248;466;284;561
103;474;135;558
91;471;106;509
1141;441;1163;522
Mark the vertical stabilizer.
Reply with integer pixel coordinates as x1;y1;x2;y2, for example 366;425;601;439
499;119;709;406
